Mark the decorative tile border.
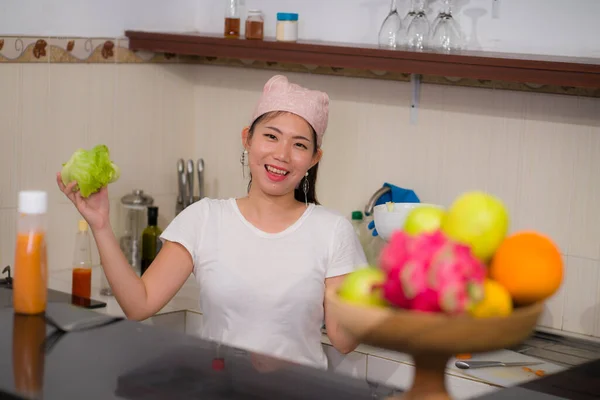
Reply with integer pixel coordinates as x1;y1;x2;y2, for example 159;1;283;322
0;36;177;64
1;36;597;98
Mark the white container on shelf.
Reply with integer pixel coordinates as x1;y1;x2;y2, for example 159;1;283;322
276;12;299;42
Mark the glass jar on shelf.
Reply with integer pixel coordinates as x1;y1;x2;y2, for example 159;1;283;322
245;9;264;40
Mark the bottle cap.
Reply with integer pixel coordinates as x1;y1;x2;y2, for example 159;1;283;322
148;206;158;218
18;191;48;214
277;12;299;21
147;206;159;226
78;219;88;232
248;9;262;15
351;211;363;221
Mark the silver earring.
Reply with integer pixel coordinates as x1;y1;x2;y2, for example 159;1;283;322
240;149;248;178
302;172;309;206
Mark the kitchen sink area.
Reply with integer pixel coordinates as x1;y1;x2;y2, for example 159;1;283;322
510;331;600;368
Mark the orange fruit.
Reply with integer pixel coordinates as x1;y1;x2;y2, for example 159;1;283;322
489;231;563;305
469;279;513;318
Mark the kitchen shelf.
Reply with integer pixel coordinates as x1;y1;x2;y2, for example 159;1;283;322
124;31;600;90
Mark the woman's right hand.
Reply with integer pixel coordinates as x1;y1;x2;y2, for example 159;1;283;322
56;172;111;232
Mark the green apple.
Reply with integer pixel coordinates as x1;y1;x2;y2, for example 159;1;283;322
441;191;509;263
403;205;445;236
337;267;387;307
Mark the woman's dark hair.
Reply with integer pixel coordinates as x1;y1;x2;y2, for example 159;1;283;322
246;111;320;205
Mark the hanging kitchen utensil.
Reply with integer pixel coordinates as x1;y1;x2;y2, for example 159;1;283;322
186;159;195;206
176;159;185;215
180;161;188;209
197;158;205;201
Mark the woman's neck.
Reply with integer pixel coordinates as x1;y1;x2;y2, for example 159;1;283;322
246;186;301;216
237;186;307;233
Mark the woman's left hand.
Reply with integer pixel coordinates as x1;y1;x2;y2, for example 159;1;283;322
323;275;360;354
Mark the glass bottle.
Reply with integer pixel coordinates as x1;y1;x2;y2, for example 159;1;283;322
224;0;241;38
245;9;264;40
141;206;163;275
13;191;48;315
71;219;93;300
351;210;379;266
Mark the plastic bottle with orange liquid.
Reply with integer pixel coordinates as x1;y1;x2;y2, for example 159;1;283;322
72;219;92;300
13;191;48;315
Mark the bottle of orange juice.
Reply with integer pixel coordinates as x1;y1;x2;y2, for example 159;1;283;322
13;191;48;315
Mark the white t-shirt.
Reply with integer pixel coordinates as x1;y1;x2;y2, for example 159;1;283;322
160;197;367;369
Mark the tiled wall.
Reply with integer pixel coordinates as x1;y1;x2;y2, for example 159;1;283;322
193;66;600;338
2;35;599;340
0;37;196;275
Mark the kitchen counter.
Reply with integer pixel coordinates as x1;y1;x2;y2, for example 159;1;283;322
0;290;402;400
48;270;578;378
1;267;592;399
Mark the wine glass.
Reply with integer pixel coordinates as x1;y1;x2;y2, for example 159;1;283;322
430;0;464;52
378;0;404;49
402;0;430;50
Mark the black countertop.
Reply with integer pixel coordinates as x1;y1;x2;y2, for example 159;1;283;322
0;287;401;399
0;287;599;400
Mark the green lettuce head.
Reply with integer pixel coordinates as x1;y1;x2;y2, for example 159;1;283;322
61;145;121;197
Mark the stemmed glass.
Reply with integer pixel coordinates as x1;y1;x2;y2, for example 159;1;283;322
402;0;430;50
378;0;404;49
429;0;464;52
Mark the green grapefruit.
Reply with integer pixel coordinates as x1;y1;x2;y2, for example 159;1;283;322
403;205;445;236
337;267;387;307
441;191;509;262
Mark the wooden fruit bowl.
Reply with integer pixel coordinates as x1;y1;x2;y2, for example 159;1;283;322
325;286;544;400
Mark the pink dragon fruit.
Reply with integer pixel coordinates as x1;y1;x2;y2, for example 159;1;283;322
379;229;486;314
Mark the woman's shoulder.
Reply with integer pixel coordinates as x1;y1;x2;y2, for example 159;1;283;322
309;204;350;229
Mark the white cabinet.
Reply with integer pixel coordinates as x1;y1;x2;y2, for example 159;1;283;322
446;374;500;399
366;355;414;390
322;344;368;379
142;311;186;333
145;310;500;400
367;355;499;400
185;310;204;336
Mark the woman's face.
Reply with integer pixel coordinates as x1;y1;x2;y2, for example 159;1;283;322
243;112;321;199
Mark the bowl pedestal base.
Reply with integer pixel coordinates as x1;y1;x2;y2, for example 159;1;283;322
325;286;544;400
386;354;451;400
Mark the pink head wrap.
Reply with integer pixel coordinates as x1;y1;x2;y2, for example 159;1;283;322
251;75;330;148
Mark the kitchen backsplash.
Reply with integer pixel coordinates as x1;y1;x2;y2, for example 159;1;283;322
1;36;599;339
0;37;196;279
193;66;600;338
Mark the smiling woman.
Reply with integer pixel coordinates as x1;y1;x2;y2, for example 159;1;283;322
57;74;367;371
244;110;321;205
